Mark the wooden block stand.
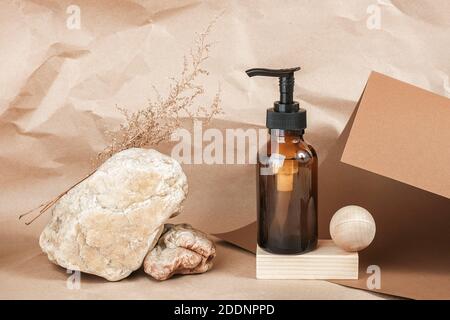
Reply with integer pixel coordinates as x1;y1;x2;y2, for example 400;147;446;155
256;240;358;280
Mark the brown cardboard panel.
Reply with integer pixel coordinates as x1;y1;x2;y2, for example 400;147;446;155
215;222;257;254
342;72;450;199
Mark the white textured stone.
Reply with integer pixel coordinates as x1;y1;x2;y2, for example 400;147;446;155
39;148;188;281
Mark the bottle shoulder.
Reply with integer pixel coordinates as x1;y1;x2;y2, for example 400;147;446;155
302;140;317;158
294;139;317;163
259;137;317;163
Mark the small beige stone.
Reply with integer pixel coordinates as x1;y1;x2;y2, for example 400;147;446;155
39;148;188;281
144;224;216;280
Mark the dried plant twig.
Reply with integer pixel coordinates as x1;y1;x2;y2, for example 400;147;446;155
20;20;222;224
96;20;222;164
19;170;96;225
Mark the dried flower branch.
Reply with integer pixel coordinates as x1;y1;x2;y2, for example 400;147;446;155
96;21;222;164
20;20;222;225
18;170;95;225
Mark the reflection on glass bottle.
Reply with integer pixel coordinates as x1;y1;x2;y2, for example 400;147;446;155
257;130;318;254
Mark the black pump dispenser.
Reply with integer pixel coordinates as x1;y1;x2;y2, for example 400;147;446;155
246;67;306;131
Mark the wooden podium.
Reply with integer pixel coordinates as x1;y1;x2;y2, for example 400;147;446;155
256;240;358;280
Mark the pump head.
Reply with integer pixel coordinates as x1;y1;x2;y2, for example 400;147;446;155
246;67;306;131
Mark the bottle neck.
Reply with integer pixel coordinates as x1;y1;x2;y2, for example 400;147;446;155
270;129;304;139
267;129;305;155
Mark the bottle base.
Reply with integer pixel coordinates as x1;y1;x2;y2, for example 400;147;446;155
258;240;317;255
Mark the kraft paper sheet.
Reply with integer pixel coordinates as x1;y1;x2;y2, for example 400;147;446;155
1;0;449;299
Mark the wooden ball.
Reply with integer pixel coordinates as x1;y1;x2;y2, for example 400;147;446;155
330;205;376;252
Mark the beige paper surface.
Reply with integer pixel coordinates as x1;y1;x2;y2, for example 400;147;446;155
1;0;449;299
0;233;390;300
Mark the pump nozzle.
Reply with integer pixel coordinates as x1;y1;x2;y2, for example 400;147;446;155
246;67;300;112
246;67;306;131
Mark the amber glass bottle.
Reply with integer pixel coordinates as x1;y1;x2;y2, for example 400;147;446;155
257;129;318;254
246;67;318;255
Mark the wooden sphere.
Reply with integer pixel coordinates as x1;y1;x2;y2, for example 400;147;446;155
330;205;376;252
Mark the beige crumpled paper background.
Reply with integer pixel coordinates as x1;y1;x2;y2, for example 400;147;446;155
1;0;449;299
